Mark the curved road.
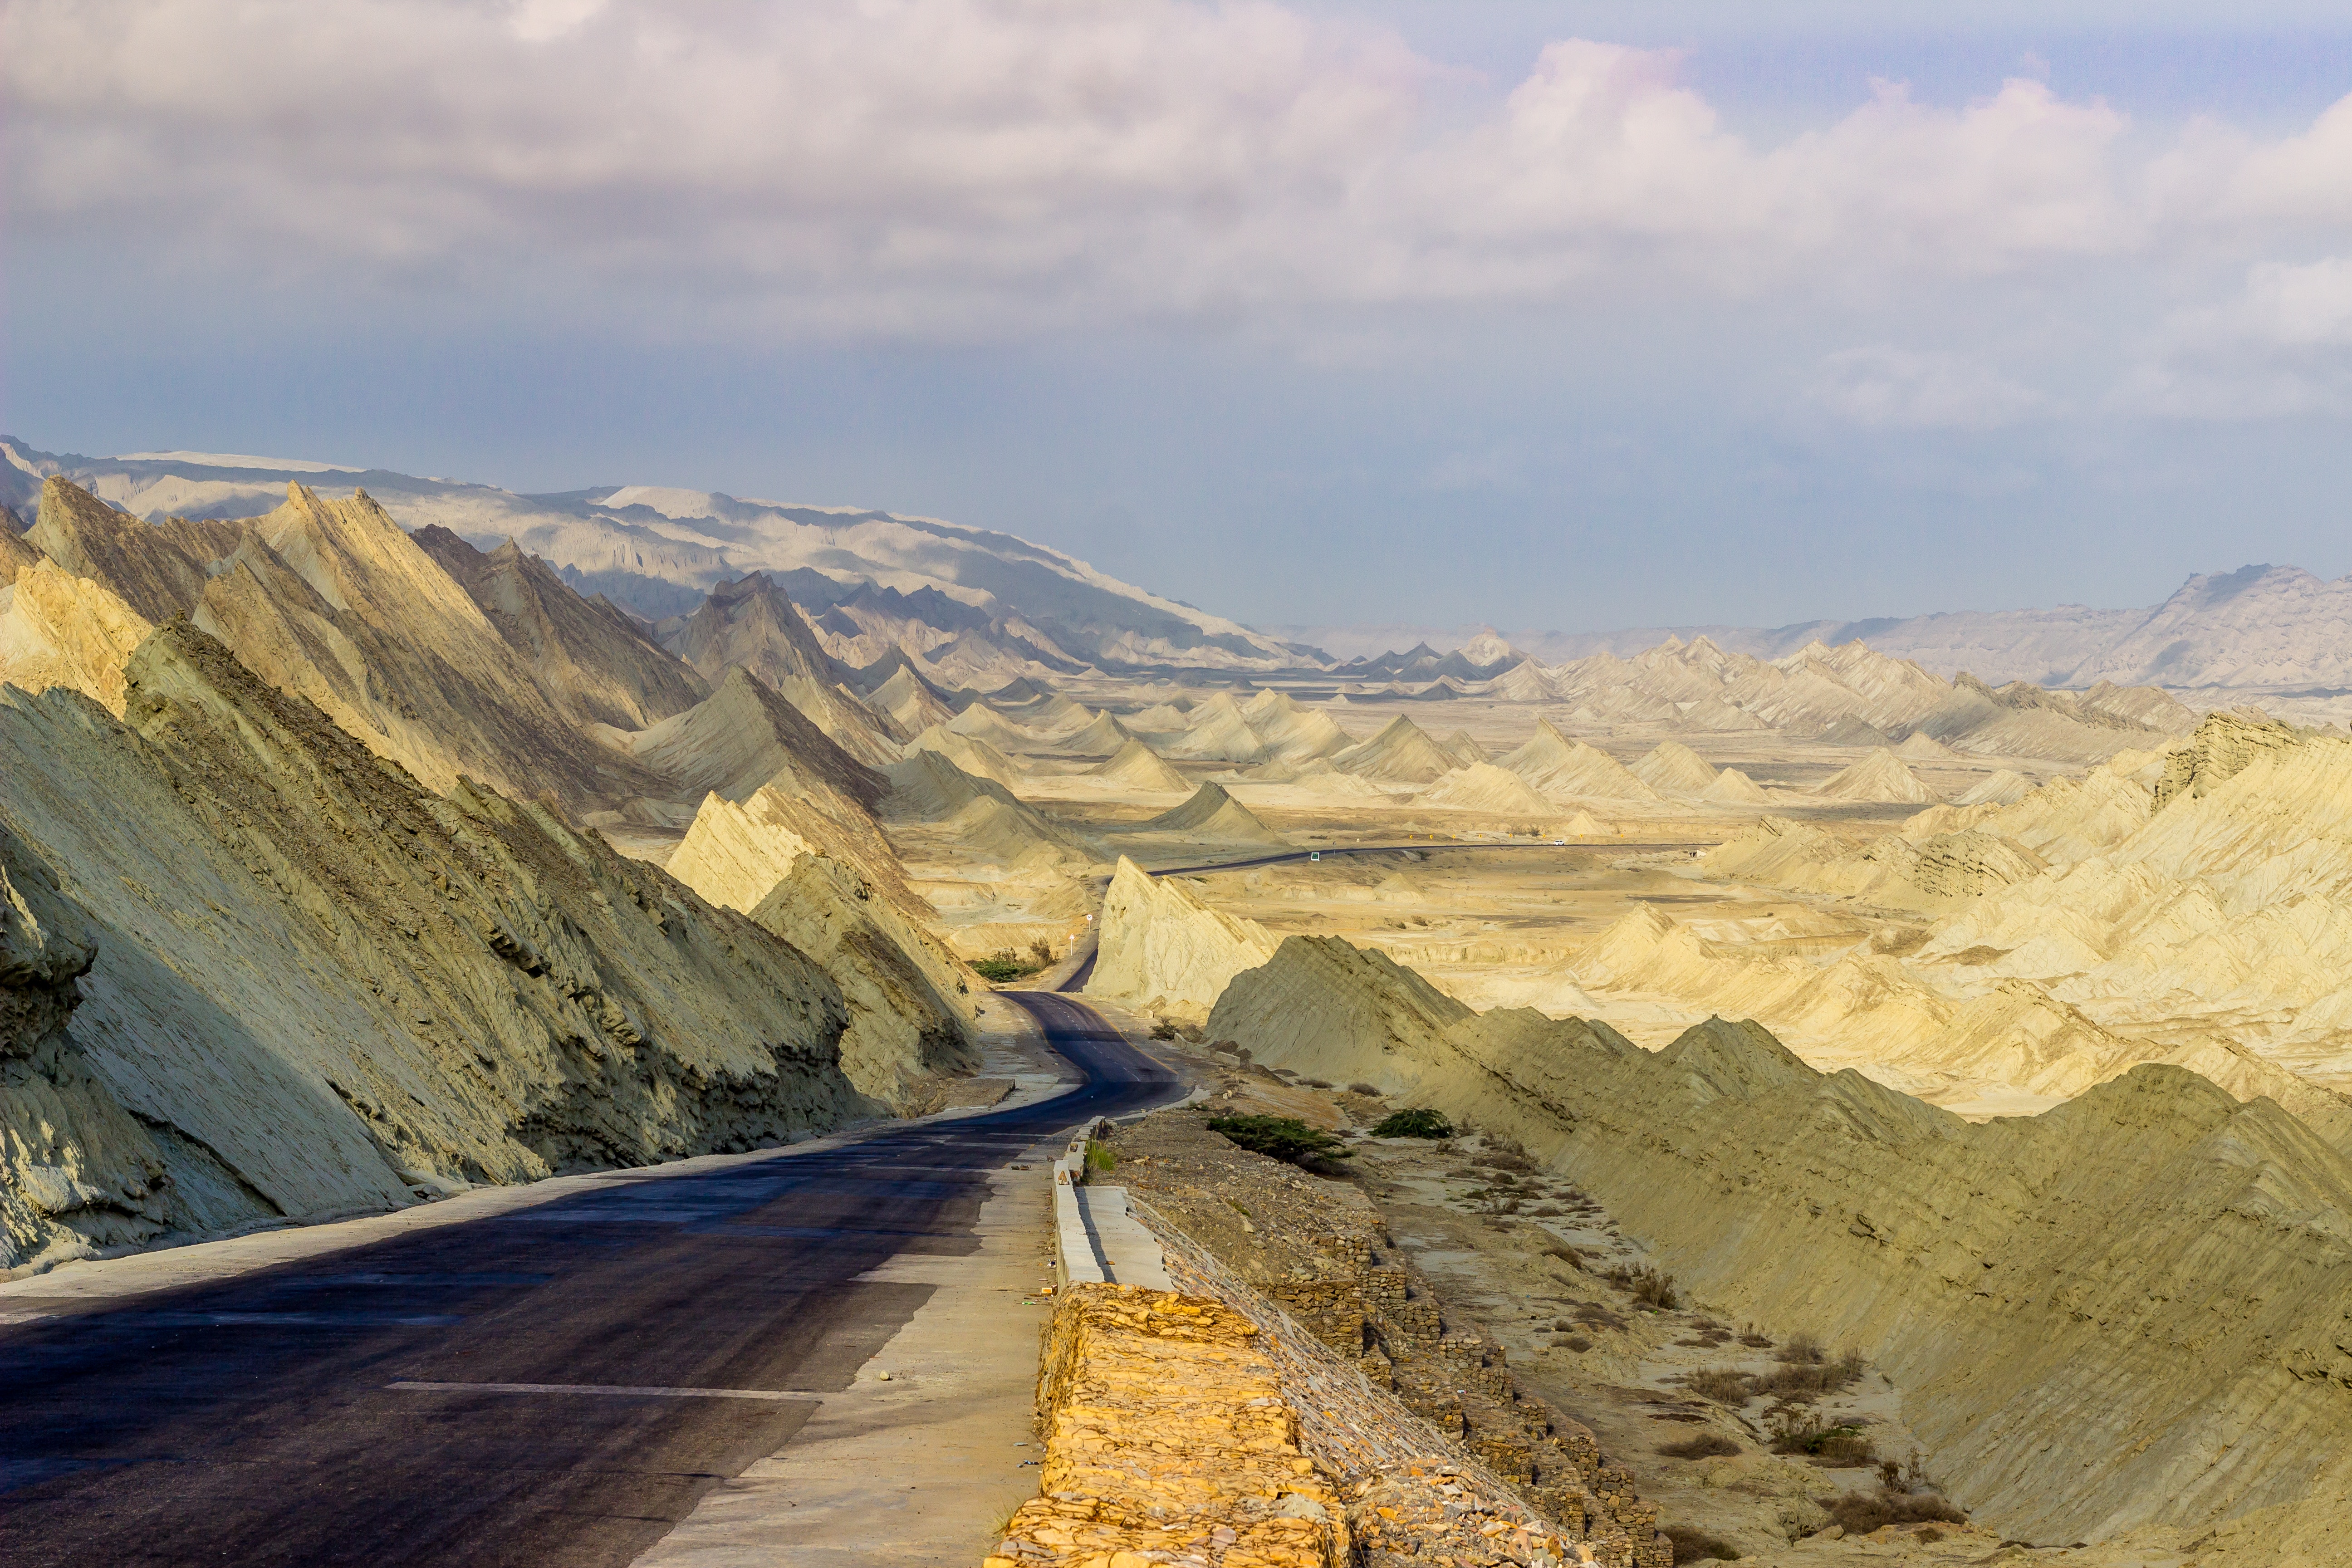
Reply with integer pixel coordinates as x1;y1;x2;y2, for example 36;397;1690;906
0;993;1176;1568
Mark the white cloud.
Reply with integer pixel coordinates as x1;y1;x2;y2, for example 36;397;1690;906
0;0;2347;345
1812;347;2056;430
2125;256;2352;418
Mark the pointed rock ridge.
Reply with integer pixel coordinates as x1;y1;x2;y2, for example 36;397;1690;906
0;620;873;1271
1130;782;1288;845
412;526;709;730
1202;937;2352;1548
624;666;887;811
2152;710;2303;809
1126;701;1191;734
189;482;671;808
27;475;241;623
666;777;934;942
1063;710;1137;755
1630;740;1720;794
881;750;1098;871
907;722;1027;789
1817;714;1892;746
1811;747;1940;804
1895;730;1958;760
1239;687;1353;761
0;500;41;582
1328;715;1460;784
1499;720;1660;803
1955;768;2034;807
664;572;902;766
1166;691;1271;764
1083;856;1279;1023
1419;761;1558;816
1092;737;1192;793
1564;808;1608;836
868;662;960;737
1440;729;1486;766
1485;659;1554;703
1699;766;1769;804
0;559;155;715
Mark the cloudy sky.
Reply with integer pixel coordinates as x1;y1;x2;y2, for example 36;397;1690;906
8;1;2352;634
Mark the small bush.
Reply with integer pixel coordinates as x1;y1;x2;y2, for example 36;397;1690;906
1684;1367;1751;1405
1347;1082;1382;1096
1659;1433;1742;1460
1084;1140;1117;1174
1559;1334;1593;1352
972;950;1045;983
1206;1115;1352;1168
1149;1019;1181;1040
1662;1525;1742;1563
1822;1490;1965;1534
1370;1107;1454;1138
1778;1333;1824;1364
1769;1414;1875;1468
1605;1263;1680;1310
1303;1078;1333;1088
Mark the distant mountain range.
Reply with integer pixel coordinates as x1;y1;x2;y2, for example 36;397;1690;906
0;439;1313;673
1277;563;2352;694
10;436;2345;694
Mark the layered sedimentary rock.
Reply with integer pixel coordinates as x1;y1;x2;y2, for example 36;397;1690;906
0;623;871;1274
1206;937;2352;1548
1123;783;1288;847
1085;857;1279;1023
662;571;903;766
0;560;155;716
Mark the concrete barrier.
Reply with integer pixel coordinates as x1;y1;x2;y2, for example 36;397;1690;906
1051;1119;1171;1290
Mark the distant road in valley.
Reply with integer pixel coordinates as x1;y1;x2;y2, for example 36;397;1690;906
1145;840;1710;877
0;995;1176;1568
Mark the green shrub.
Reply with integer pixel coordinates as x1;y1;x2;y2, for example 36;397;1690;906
1822;1489;1965;1534
1205;1115;1353;1168
1370;1108;1453;1138
1684;1367;1750;1405
1085;1140;1117;1174
1605;1263;1680;1309
1659;1433;1741;1460
1769;1414;1876;1468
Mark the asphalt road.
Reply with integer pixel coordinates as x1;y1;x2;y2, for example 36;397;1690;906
1146;840;1710;877
0;993;1176;1568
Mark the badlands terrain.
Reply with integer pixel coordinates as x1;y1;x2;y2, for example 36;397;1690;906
4;442;2350;1562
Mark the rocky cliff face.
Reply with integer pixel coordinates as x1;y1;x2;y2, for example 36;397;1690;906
1206;938;2352;1548
1084;856;1277;1024
0;622;873;1276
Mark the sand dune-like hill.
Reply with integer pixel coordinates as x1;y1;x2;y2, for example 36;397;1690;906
23;478;673;810
907;723;1026;789
661;571;903;767
1438;729;1486;766
1165;691;1272;764
1896;730;1958;760
1063;710;1137;755
1328;715;1460;784
1629;740;1718;794
1238;688;1352;762
1125;701;1192;734
1092;738;1192;793
1205;935;2352;1548
1418;761;1558;816
881;750;1097;872
413;526;708;731
1499;720;1660;803
1812;746;1940;803
0;623;877;1275
867;662;960;738
621;666;886;810
1564;809;1610;837
1083;857;1279;1023
1698;765;1769;804
945;700;1040;751
1125;782;1288;846
1955;767;2034;805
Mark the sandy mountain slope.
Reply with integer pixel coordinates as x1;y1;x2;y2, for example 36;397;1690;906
1438;728;1487;766
1165;691;1272;764
944;701;1039;751
1083;857;1279;1023
0;624;874;1275
1896;730;1957;760
0;560;154;716
1564;809;1610;837
1499;720;1661;803
618;666;887;812
1955;768;2034;805
1122;783;1289;847
1328;715;1460;784
412;525;708;730
1206;939;2352;1549
1418;761;1558;816
1126;701;1192;735
906;723;1027;789
661;572;902;766
1699;766;1769;804
29;478;670;812
1629;740;1719;794
1812;747;1940;803
1;438;1311;671
1093;738;1193;793
2;502;45;581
